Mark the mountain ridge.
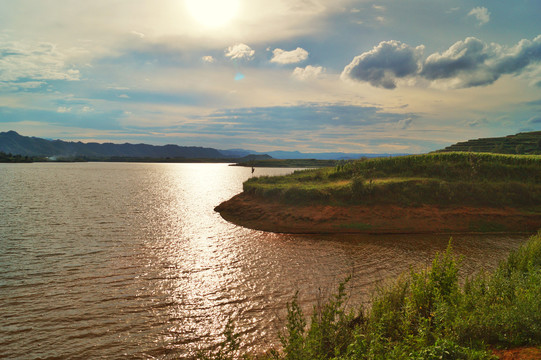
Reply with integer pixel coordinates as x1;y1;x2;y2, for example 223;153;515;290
0;131;404;160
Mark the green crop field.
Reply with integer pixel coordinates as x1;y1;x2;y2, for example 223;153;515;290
243;152;541;208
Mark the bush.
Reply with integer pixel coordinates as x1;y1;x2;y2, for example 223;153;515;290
204;233;541;359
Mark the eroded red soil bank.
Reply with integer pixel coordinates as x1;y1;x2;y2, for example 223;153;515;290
215;193;541;234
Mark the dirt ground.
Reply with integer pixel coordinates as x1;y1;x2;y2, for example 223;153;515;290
492;347;541;360
215;193;541;234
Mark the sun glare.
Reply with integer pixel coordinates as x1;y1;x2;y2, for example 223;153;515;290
185;0;240;28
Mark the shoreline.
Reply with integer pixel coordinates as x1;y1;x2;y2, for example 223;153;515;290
215;192;541;234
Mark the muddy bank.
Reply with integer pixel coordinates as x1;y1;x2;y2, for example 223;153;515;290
215;192;541;234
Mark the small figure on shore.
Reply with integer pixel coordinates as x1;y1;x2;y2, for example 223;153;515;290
251;166;255;174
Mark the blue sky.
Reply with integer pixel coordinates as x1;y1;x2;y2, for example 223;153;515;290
1;0;540;153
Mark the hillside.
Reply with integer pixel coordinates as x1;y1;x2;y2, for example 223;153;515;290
0;130;225;159
215;152;541;234
437;131;541;154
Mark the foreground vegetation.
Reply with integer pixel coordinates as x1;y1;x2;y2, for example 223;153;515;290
203;232;541;359
243;152;541;208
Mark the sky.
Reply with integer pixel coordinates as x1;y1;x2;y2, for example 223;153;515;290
1;0;541;154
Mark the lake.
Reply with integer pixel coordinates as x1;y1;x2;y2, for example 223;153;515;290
0;162;529;359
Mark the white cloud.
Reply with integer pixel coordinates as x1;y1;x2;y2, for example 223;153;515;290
130;31;145;38
202;55;215;63
57;106;71;113
468;7;490;26
350;8;361;13
225;43;255;60
372;5;386;11
271;47;309;64
292;65;325;80
82;106;94;112
118;94;130;99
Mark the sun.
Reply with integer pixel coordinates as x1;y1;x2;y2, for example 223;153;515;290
185;0;240;28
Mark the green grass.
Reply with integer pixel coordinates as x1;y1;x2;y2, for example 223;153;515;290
203;232;541;359
242;153;541;208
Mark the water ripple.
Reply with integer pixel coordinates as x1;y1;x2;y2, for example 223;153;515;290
0;162;529;359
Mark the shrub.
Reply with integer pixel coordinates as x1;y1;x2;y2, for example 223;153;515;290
204;233;541;359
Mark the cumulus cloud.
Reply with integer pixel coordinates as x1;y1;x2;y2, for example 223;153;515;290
0;39;80;82
271;47;309;64
421;37;494;86
468;7;490;26
292;65;325;80
202;55;215;63
225;43;255;60
422;35;541;88
341;40;424;89
344;35;541;89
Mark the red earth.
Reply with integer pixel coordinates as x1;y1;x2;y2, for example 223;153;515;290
492;347;541;360
216;193;541;358
215;193;541;234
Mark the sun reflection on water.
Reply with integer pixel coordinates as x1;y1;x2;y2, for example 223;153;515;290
0;162;529;359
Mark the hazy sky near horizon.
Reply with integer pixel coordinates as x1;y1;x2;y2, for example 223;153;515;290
1;0;541;153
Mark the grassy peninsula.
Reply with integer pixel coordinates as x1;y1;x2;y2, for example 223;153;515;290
203;232;541;360
215;152;541;233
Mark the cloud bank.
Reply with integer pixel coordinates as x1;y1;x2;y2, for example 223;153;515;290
0;39;80;82
343;35;541;89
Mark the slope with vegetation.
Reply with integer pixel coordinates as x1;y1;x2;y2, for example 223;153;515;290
203;232;541;359
438;131;541;155
215;152;541;233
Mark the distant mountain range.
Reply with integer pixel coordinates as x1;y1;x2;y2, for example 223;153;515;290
0;130;226;159
0;131;403;160
217;148;403;160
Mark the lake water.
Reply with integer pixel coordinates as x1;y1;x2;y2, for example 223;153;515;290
0;162;530;359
